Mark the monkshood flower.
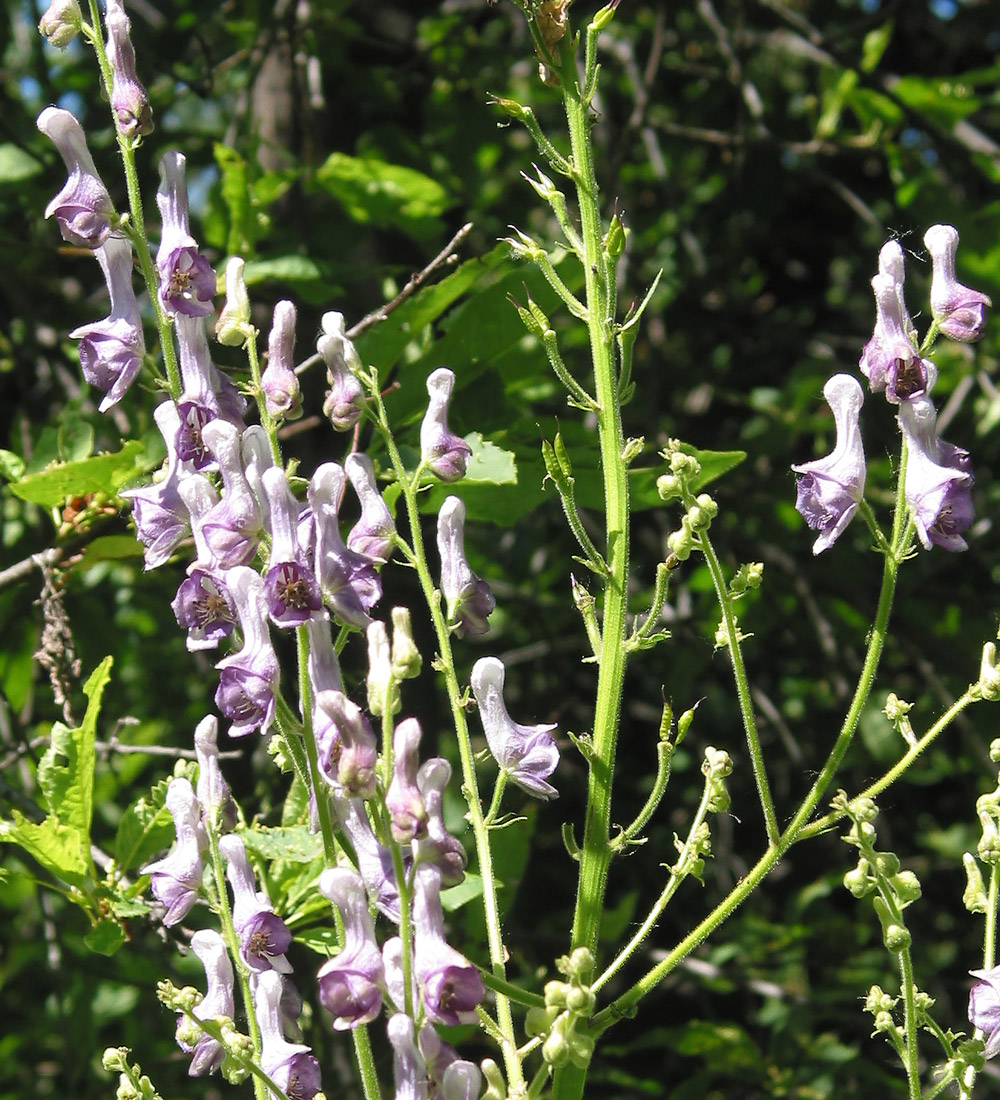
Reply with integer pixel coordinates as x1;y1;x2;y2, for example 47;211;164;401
316;867;385;1029
262;467;322;627
314;689;378;798
386;717;426;843
345;452;395;562
414;758;466;887
412;863;484;1026
39;0;82;48
332;793;403;922
791;374;866;555
198;421;264;570
876;239;918;344
319;311;366;431
925;224;992;342
898;395;974;552
860;273;931;404
143;777;205;926
254;970;322;1100
105;0;152;138
176;314;246;469
179;929;234;1076
120;400;191;570
215;567;280;737
172;564;235;651
306;612;345;779
420;368;472;482
308;462;381;628
36;107;113;248
437;496;494;636
471;656;559;800
418;1025;482;1100
388;1014;428;1100
242;425;275;531
969;966;1000;1058
219;833;293;973
261;300;303;420
194;715;235;833
156;152;216;317
70;235;145;411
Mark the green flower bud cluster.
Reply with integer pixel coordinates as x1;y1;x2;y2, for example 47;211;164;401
155;978;202;1013
883;693;916;748
729;562;763;599
219;1022;255;1085
666;492;718;563
101;1048;162;1100
671;819;711;882
701;746;732;814
525;948;597;1070
864;986;903;1043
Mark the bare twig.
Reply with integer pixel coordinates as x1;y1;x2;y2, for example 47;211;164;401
295;221;475;376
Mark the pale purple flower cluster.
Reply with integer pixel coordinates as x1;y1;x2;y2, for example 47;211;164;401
793;230;989;553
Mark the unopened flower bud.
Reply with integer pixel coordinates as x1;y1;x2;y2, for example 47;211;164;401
390;606;421;680
979;643;1000;701
105;0;153;139
843;862;872;898
873;1010;897;1034
849;796;879;823
102;1048;130;1073
216;257;251;346
875;852;900;877
525;1005;560;1038
890;870;921;904
565;984;596;1016
991;738;1000;764
667;525;694;562
481;1059;507;1100
541;1013;572;1067
963;852;988;913
39;0;81;47
605;212;627;259
883;923;911;952
656;473;682;501
366;620;398;718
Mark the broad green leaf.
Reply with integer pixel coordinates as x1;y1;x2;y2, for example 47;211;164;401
0;143;42;184
441;872;484;913
0;812;90;886
0;449;25;481
37;657;112;837
295;927;340;957
240;825;324;864
315;152;450;241
244;255;324;286
114;773;178;873
74;534;146;569
84;919;126;956
9;442;147;507
888;74;982;126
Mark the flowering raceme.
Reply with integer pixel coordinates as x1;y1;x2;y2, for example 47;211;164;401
791;374;866;554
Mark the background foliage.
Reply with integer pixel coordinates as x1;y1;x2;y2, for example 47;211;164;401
2;0;1000;1096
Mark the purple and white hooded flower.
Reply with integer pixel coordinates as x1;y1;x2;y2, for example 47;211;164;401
970;966;1000;1059
105;0;152;139
215;567;280;738
218;833;293;973
254;970;322;1100
194;715;235;832
70;235;145;411
924;224;992;342
316;867;385;1030
308;463;381;628
314;689;378;799
385;717;426;844
36;107;113;248
388;1013;429;1100
418;1025;482;1100
420;368;472;482
175;314;246;469
791;374;866;555
345;452;395;563
120;400;191;570
179;929;234;1076
332;793;403;922
412;863;484;1026
197;421;264;570
860;271;931;404
471;656;559;800
437;496;494;636
156;152;216;317
319;311;366;431
898;395;974;552
414;758;467;887
262;466;322;628
261;300;303;420
143;777;205;926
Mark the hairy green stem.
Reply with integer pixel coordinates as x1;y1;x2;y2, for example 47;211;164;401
699;530;779;843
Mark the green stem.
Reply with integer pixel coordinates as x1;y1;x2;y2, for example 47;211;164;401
699;530;779;843
591;540;900;1033
85;0;180;399
985;863;1000;970
899;945;922;1100
371;385;525;1093
246;329;282;465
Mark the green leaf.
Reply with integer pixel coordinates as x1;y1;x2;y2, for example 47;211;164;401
888;74;982;126
244;255;324;286
860;21;893;74
0;448;26;481
0;143;42;184
314;152;450;242
0;812;90;886
441;872;484;913
37;657;112;836
239;825;324;863
9;441;147;507
84;919;127;956
114;773;179;873
295;927;340;957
